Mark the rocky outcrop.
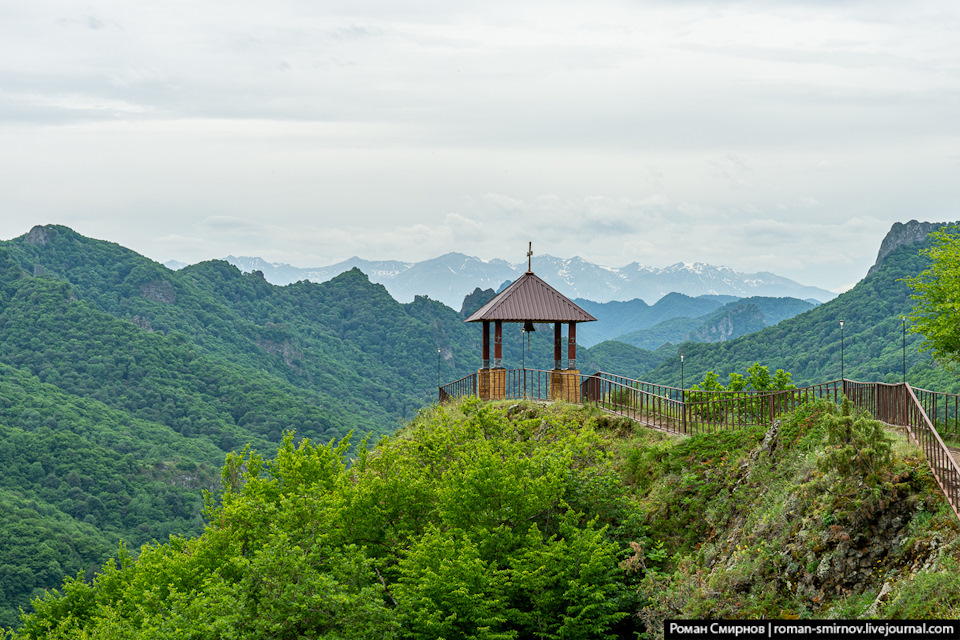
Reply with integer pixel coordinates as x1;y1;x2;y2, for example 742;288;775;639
140;280;177;304
686;303;766;343
25;225;53;246
129;315;154;332
867;220;955;276
257;338;305;371
460;287;497;317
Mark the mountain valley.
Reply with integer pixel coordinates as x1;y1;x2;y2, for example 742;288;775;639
0;219;956;629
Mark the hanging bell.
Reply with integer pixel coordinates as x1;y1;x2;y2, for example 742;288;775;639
522;320;536;333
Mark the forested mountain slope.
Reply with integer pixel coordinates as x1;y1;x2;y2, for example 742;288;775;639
0;225;488;624
645;234;943;389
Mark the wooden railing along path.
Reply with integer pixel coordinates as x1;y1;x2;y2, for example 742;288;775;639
439;369;960;520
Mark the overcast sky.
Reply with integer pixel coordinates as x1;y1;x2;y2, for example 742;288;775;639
1;0;958;292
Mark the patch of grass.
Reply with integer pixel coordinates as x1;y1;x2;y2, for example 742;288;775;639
882;557;960;618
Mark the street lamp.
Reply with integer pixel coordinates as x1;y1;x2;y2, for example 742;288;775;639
902;317;906;384
680;352;685;399
839;320;845;382
437;348;441;401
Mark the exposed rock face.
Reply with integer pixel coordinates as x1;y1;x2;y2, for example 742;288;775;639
130;315;154;332
867;220;954;276
140;280;177;304
256;338;304;371
460;287;497;317
25;225;53;246
687;303;766;343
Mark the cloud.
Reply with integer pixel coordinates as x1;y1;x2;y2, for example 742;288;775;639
1;0;957;294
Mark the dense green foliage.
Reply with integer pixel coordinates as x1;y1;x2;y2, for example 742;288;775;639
0;224;670;623
905;225;960;370
12;401;650;638
578;341;671;379
9;399;960;637
0;364;222;627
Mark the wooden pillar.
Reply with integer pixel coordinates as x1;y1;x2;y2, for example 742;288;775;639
482;321;490;369
554;322;562;370
494;320;503;368
567;322;576;370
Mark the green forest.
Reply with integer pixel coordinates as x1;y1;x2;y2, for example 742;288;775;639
6;399;960;638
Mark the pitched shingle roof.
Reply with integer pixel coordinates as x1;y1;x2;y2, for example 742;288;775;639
464;272;597;323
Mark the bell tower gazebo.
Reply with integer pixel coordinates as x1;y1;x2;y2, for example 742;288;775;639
464;245;597;402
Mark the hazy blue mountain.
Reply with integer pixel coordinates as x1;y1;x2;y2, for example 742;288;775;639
612;317;704;351
224;253;836;308
610;296;818;351
574;294;736;347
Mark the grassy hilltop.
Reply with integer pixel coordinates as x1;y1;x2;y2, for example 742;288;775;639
7;399;959;637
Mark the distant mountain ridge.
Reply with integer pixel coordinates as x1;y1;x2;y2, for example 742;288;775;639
210;253;836;308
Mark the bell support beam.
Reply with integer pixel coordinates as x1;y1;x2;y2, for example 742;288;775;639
482;321;490;369
554;322;562;370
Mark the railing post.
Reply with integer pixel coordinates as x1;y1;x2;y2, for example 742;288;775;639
681;388;687;434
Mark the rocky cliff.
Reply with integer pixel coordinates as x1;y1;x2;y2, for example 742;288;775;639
867;220;953;276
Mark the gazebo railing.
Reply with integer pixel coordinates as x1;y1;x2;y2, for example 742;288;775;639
439;372;477;401
439;368;587;404
580;372;686;432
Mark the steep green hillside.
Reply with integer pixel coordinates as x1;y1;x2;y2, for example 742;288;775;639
0;363;223;627
645;238;940;390
2;227;482;423
8;400;959;637
578;340;673;378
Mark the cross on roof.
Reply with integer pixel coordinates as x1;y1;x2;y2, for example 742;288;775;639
526;241;533;273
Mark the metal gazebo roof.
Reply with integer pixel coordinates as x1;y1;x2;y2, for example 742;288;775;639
464;271;597;324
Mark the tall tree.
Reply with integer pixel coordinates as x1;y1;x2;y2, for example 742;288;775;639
905;225;960;370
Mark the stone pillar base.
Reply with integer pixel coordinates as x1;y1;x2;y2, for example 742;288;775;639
478;368;506;401
550;369;580;403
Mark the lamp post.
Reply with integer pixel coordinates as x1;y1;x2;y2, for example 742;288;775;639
902;317;907;384
437;348;441;401
839;320;845;383
680;352;685;400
